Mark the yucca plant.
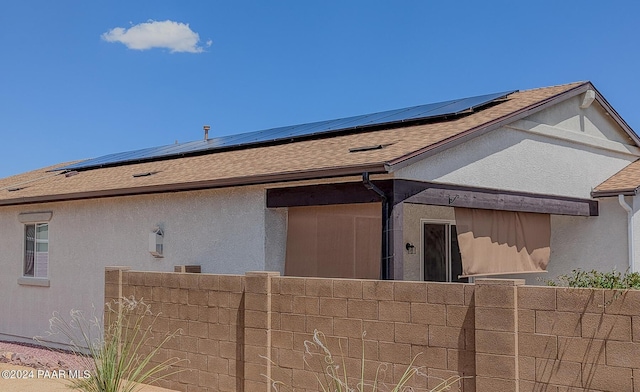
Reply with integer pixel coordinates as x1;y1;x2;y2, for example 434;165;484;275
37;296;185;392
267;329;464;392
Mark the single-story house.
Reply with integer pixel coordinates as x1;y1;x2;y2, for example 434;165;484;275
1;81;639;343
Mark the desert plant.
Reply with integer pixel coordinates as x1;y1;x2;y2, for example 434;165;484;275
37;296;185;392
266;329;464;392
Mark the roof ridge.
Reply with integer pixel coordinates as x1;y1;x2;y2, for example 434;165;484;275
517;81;588;93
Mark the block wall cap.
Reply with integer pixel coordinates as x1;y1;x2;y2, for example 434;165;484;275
475;278;526;286
105;266;132;271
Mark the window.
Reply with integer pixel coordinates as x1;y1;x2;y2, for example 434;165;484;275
421;220;467;283
24;223;48;278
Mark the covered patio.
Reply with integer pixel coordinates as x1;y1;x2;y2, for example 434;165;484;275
267;174;598;281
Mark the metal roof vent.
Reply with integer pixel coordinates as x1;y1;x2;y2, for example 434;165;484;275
132;171;159;178
349;144;392;153
203;125;211;140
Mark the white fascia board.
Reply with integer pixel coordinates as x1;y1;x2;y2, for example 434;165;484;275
593;91;640;147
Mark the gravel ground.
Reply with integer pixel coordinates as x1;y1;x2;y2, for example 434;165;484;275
0;340;90;371
0;341;177;392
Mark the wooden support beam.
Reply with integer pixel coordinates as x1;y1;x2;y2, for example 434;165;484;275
266;179;597;216
404;186;597;216
391;203;404;280
266;180;393;208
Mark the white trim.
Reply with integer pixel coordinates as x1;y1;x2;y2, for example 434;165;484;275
18;211;53;223
22;222;49;279
17;277;50;287
505;119;640;158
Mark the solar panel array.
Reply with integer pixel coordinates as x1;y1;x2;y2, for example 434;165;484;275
57;90;515;171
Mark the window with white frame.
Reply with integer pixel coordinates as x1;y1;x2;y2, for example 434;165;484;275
24;223;48;278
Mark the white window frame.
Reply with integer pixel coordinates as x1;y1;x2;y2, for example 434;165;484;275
419;218;457;283
18;222;50;287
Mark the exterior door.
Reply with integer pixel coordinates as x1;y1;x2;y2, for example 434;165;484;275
422;221;466;283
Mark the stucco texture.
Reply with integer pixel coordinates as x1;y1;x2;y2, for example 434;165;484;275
0;185;284;343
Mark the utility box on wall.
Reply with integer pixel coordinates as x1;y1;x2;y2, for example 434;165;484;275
174;265;201;273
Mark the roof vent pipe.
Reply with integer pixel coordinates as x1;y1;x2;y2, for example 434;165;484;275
203;125;211;140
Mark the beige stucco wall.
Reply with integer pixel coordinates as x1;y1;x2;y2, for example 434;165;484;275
401;204;455;281
0;185;285;343
395;98;639;282
526;94;635;145
395;98;637;198
395;125;635;198
546;197;629;280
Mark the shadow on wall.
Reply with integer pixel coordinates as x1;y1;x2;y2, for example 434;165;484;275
236;292;245;392
528;288;629;391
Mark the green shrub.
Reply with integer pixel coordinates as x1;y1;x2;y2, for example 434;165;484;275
546;269;640;290
38;296;185;392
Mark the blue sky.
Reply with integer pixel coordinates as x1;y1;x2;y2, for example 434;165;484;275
1;1;639;178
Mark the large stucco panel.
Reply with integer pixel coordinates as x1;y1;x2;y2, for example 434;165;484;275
526;95;634;145
544;197;629;283
50;186;269;274
395;126;635;199
0;186;273;343
395;95;639;198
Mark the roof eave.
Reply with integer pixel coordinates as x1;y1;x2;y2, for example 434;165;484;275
592;87;640;147
0;164;389;206
591;188;639;198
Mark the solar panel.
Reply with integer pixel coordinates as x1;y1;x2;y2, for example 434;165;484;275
56;90;516;171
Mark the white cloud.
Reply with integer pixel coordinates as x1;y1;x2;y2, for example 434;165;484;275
102;20;207;53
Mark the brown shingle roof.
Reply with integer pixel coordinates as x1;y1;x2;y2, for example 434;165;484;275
0;82;591;205
593;159;640;196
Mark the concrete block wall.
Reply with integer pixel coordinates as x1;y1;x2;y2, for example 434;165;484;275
517;285;640;392
105;267;246;392
268;277;476;392
474;278;522;391
105;268;640;392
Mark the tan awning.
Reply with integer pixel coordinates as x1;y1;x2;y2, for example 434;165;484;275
454;208;550;277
